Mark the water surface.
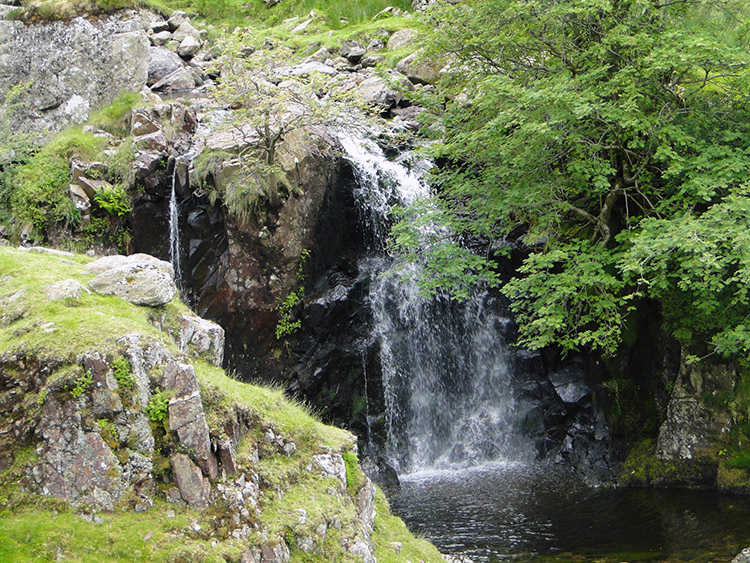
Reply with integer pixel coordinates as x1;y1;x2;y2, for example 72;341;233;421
391;463;750;562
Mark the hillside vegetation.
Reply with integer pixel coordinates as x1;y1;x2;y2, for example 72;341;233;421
0;246;443;562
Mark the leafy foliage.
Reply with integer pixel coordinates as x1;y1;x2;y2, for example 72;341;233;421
70;370;93;399
145;390;171;422
111;356;134;389
398;0;750;356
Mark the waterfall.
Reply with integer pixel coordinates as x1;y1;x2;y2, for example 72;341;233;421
339;131;531;474
169;161;182;287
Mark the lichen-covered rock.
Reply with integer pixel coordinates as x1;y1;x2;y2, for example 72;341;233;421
396;49;441;85
656;357;735;461
312;452;347;488
33;396;123;510
45;279;85;301
387;28;419;50
0;11;150;135
89;256;177;306
732;547;750;563
148;45;187;86
163;362;217;477
178;314;225;367
171;453;210;509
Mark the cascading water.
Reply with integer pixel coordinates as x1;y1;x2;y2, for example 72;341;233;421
338;131;531;474
168;161;182;288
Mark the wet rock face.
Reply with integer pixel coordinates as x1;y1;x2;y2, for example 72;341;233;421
0;11;150;135
657;357;736;461
179;131;364;380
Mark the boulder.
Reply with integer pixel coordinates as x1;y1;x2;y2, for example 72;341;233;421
150;20;170;33
275;62;337;77
86;253;174;276
396;49;441;85
733;548;750;563
357;75;403;108
76;177;112;199
340;40;366;63
89;258;177;307
151;30;172;47
172;21;202;44
178;314;225;367
148;46;186;86
167;11;190;32
164;362;218;478
360;455;400;496
45;279;85;301
150;67;197;92
178;35;201;59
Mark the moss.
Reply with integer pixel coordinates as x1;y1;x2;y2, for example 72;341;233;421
619;439;718;488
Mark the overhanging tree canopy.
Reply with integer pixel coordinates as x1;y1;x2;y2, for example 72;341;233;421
394;0;750;358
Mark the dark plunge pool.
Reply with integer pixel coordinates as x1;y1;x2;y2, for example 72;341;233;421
390;462;750;562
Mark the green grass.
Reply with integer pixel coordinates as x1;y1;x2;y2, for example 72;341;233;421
0;246;188;363
195;361;352;454
371;488;444;563
0;500;243;562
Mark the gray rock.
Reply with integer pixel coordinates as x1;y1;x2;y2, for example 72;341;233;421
89;262;177;306
164;362;218;478
355;477;376;535
151;30;172;47
387;28;419;50
172;21;201;44
167;11;190;32
178;314;225;366
360;455;400;496
0;14;150;135
171;453;209;509
86;253;174;276
657;358;735;461
178;35;201;59
131;109;161;137
312;453;347;488
340;40;366;63
357;75;403;108
348;539;376;563
148;46;186;86
18;246;74;257
304;47;330;64
45;279;85;301
150;20;170;34
69;184;91;214
150;67;197;92
397;49;441;85
275;62;336;77
33;396;122;510
282;441;297;457
732;548;750;563
133;131;169;152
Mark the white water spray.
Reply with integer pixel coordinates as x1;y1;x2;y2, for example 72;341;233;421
339;131;530;474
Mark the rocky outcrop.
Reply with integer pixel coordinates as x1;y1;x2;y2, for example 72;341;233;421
0;11;150;134
656;356;735;461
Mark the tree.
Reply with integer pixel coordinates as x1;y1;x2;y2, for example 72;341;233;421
394;0;750;356
210;33;346;222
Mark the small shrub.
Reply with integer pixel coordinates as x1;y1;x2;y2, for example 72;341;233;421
70;370;93;399
11;154;74;234
111;356;134;389
145;390;171;422
94;185;132;217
